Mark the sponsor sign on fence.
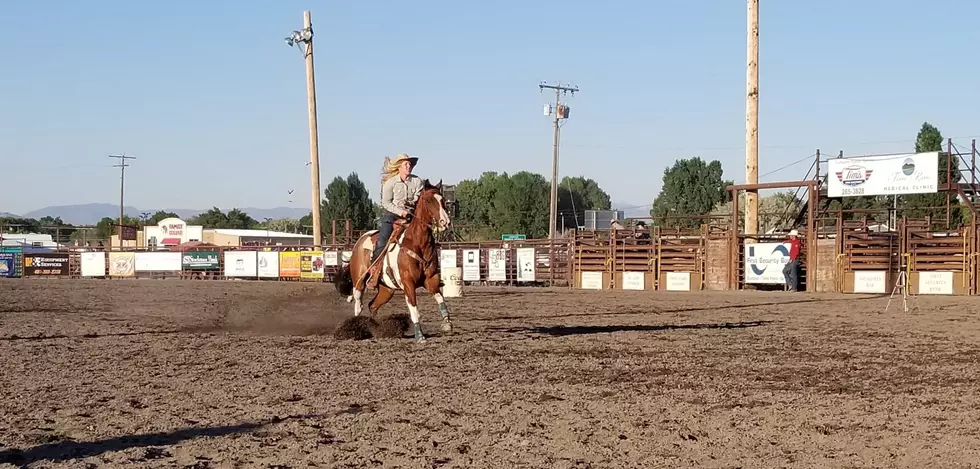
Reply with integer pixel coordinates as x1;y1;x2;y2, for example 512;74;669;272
516;248;535;282
23;253;69;277
744;243;791;284
440;249;457;269
300;250;325;279
224;251;258;277
182;252;220;270
622;271;645;290
0;252;18;277
918;271;954;295
80;252;106;277
665;272;692;291
462;249;480;281
854;270;887;293
109;252;136;277
256;251;280;278
135;252;182;271
487;249;506;281
827;152;939;198
279;252;301;277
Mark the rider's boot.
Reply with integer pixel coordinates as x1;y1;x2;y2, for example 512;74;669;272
367;252;383;289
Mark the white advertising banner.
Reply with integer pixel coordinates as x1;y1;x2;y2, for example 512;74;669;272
827;152;939;198
80;252;106;277
224;251;257;277
918;271;954;295
580;271;603;290
516;248;536;282
487;249;507;281
853;270;887;293
440;249;457;269
744;243;791;284
621;271;645;290
256;251;279;278
665;272;692;291
323;251;339;266
462;249;480;281
135;252;182;271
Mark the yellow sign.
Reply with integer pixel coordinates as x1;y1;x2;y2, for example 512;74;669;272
300;250;325;279
279;252;301;278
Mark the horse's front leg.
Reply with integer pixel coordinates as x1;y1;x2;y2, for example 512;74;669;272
403;282;425;343
425;274;452;334
352;287;364;316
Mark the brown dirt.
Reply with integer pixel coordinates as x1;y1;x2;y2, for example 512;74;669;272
2;279;980;468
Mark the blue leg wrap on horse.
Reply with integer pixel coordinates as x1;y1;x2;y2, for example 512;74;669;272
413;322;423;339
438;302;450;318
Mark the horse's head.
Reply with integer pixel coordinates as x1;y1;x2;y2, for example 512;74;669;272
413;179;451;233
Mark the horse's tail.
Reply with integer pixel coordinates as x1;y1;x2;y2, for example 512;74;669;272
334;263;354;297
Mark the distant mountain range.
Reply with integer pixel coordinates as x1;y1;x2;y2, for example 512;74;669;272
4;204;311;225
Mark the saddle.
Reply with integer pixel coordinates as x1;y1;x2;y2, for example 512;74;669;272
366;218;411;288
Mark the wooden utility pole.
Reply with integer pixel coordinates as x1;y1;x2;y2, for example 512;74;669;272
745;0;760;239
108;154;135;240
286;11;323;248
539;81;579;240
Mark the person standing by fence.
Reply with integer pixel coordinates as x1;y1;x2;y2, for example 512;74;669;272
782;230;802;292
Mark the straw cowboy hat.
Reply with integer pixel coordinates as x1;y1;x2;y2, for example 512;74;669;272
788;229;799;236
391;153;419;169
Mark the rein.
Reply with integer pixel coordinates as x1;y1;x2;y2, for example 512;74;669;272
398;194;440;273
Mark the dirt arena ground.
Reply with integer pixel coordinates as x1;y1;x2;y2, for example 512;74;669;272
2;279;980;468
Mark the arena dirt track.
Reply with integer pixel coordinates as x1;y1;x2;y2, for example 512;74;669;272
2;279;980;468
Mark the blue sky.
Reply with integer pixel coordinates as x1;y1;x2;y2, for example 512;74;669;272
2;0;979;215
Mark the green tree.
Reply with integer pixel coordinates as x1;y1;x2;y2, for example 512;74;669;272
147;210;179;225
650;157;733;228
0;217;41;233
300;172;376;236
490;171;551;238
901;121;961;224
260;217;302;233
188;208;258;229
452;172;506;240
712;190;803;232
558;176;612;229
90;215;140;239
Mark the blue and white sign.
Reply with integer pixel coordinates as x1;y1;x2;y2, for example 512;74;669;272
744;242;791;284
827;151;938;198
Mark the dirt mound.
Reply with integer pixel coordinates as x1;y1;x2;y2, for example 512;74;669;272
333;316;378;340
375;313;411;338
333;313;411;340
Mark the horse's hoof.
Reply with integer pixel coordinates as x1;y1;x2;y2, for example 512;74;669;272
346;295;353;303
439;321;453;334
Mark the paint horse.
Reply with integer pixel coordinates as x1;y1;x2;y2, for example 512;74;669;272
333;179;453;342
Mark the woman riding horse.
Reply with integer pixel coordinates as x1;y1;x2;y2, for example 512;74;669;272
367;153;423;289
333;166;454;342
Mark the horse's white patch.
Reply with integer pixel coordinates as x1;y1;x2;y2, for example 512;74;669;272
433;194;451;232
405;295;421;325
352;289;363;316
361;229;379;251
433;292;445;305
380;231;406;290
